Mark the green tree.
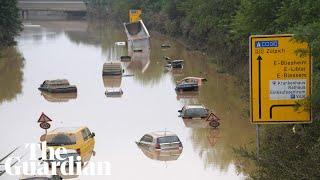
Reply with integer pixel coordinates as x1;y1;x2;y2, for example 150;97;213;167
0;0;22;47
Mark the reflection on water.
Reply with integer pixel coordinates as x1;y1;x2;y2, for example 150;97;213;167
137;144;182;162
0;47;24;104
0;20;256;179
41;92;77;103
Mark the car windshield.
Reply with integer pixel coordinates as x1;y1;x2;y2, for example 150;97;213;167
157;136;180;144
46;133;76;146
185;108;208;117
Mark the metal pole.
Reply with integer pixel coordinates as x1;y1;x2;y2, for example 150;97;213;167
256;124;260;158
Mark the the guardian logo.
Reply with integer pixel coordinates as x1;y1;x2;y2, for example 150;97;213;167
255;40;278;48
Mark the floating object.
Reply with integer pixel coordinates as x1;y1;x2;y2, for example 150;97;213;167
105;88;123;97
176;77;207;86
102;62;123;76
115;42;126;46
120;55;132;62
161;44;171;48
38;79;77;93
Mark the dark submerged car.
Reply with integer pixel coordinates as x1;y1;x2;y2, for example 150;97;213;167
38;79;77;93
175;82;199;92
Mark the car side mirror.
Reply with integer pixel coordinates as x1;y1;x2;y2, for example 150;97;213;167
91;132;95;138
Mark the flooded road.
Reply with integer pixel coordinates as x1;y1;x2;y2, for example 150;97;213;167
0;20;255;179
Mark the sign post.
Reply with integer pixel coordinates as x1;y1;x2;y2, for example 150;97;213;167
38;112;53;134
250;34;312;124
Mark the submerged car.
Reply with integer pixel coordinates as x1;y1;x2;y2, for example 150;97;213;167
105;88;123;97
38;79;77;93
178;105;209;119
179;105;221;128
176;77;207;86
45;127;95;164
161;44;171;48
120;55;132;62
102;62;123;76
166;60;184;69
175;82;199;91
136;131;183;150
44;149;81;166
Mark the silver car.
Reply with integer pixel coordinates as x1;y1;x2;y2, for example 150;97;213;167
178;105;209;119
136;131;183;150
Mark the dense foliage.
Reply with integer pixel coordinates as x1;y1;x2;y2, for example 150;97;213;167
0;0;22;47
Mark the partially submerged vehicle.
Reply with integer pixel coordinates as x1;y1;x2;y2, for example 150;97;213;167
166;59;184;69
44;149;80;166
175;82;199;92
177;77;207;86
161;44;171;48
102;62;123;76
136;131;183;151
178;105;209;119
120;55;132;62
38;79;77;93
137;143;182;161
105;88;123;97
45;127;95;163
124;20;150;53
41;92;77;103
178;105;220;128
115;41;126;46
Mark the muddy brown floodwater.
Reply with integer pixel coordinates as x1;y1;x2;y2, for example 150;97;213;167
0;20;255;180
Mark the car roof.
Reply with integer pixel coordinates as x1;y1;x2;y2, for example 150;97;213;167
184;105;206;109
147;131;177;138
48;127;85;134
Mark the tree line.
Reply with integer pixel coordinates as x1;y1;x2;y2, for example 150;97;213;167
0;0;22;48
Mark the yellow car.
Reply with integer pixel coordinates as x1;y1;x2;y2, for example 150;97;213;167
45;127;95;163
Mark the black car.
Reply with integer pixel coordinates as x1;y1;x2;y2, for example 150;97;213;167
175;82;199;91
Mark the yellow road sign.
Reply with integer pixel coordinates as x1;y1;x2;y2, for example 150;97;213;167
129;9;142;23
250;34;312;124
